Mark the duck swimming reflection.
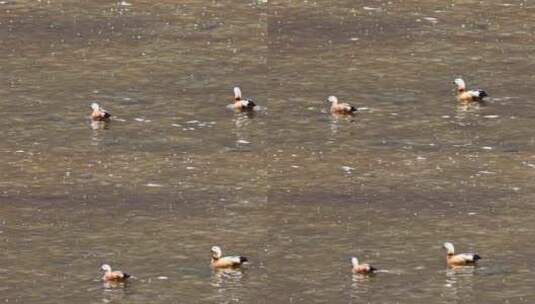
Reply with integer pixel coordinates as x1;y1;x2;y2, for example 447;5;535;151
102;280;129;289
232;111;255;149
350;270;373;298
210;267;246;304
454;102;482;124
442;266;476;301
90;120;110;130
211;267;245;287
327;113;357;136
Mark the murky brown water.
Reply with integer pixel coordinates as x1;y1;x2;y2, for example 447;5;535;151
2;0;535;303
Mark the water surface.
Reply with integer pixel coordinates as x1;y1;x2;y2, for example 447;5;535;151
1;0;535;303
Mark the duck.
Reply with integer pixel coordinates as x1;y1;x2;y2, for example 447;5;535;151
90;102;111;121
210;246;248;269
327;96;357;115
443;242;481;267
231;87;256;111
100;264;130;282
453;78;488;103
351;256;377;274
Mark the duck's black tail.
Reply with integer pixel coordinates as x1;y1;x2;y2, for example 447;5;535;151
473;254;482;261
350;106;357;112
122;273;131;279
478;90;488;98
240;256;248;263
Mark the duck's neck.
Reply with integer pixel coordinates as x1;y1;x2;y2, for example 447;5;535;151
457;88;465;93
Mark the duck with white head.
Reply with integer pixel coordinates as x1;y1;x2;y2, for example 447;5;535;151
90;102;111;121
230;87;256;112
210;246;248;269
327;95;357;115
443;242;481;267
100;264;130;282
453;78;488;103
351;256;377;274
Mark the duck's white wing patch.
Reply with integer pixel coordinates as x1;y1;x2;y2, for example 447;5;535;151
467;90;482;97
457;253;476;262
240;99;255;107
222;256;242;264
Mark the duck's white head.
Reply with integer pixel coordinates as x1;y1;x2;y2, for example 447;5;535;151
454;78;466;90
327;96;338;103
443;242;455;255
101;264;112;272
233;87;242;100
91;102;101;111
351;257;359;267
211;246;222;258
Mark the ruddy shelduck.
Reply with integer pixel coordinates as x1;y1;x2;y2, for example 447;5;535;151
443;242;481;267
210;246;248;269
351;257;377;274
90;102;111;121
453;78;488;103
231;87;256;111
100;264;130;282
327;96;357;115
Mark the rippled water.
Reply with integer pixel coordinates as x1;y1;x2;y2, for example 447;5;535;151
2;0;535;303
